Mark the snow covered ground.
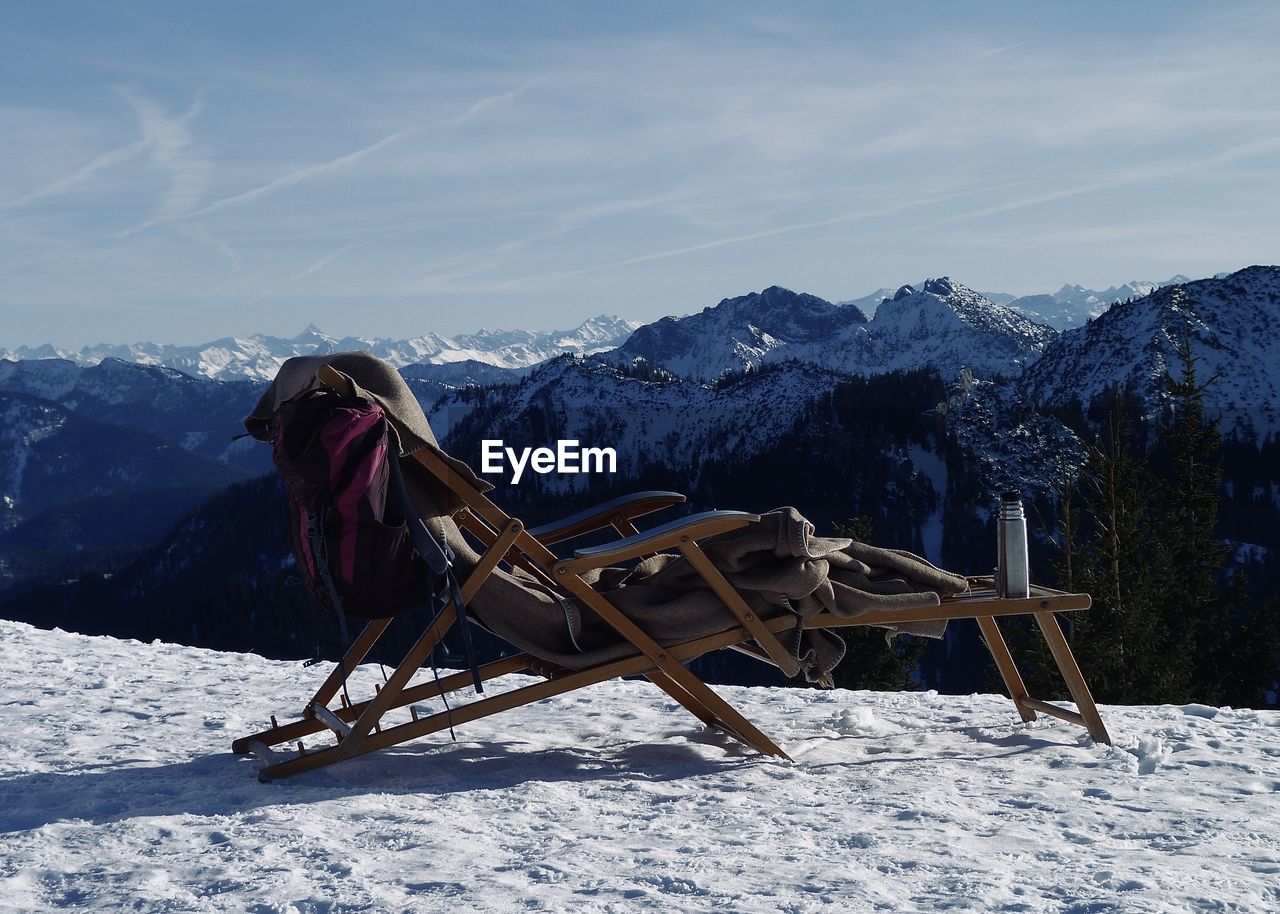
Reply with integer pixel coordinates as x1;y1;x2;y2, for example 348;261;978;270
1;621;1277;913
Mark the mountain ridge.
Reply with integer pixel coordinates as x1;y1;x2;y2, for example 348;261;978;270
604;278;1055;381
1025;265;1280;435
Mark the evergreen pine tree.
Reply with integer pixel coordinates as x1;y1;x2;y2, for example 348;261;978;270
1156;327;1278;706
1045;329;1279;707
1154;328;1229;702
1067;388;1173;703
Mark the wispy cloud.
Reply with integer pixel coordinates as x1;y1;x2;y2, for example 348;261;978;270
117;88;212;223
174;223;242;270
126;86;530;235
969;42;1027;61
242;242;363;306
5;4;1279;345
441;84;531;127
126;123;423;234
413;181;1041;294
0;138;148;210
1;88;207;212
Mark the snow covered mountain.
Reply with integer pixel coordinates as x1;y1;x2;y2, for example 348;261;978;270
1024;266;1280;435
606;279;1055;382
1008;276;1193;329
0;357;266;470
0;359;261;583
604;286;864;382
867;278;1055;378
424;354;857;486
939;369;1087;504
0;315;641;382
839;284;1017;319
5;620;1278;913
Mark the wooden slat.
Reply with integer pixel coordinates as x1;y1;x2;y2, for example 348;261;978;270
1016;696;1086;727
799;591;1091;629
554;511;760;573
457;507;555;586
555;570;791;759
526;491;686;545
233;655;529;754
259;650;663;780
317;364;357;396
307;618;393;709
645;670;723;730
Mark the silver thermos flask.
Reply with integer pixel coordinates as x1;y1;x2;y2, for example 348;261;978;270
997;492;1030;598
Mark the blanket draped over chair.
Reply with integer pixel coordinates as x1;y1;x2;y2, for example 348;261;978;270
247;352;969;685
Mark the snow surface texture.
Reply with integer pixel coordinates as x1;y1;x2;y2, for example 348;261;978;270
2;621;1277;913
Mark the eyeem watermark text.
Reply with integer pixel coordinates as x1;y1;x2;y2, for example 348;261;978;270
481;439;617;484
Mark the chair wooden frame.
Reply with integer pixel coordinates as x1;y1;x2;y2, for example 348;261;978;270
232;369;1111;781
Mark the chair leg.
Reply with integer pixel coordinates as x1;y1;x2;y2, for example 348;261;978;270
1034;612;1112;745
552;571;791;760
309;618;393;709
646;670;722;731
645;668;783;757
340;604;458;753
647;665;792;760
976;616;1036;724
338;517;526;754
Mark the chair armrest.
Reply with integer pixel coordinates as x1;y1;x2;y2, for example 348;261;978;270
527;491;687;545
553;511;760;574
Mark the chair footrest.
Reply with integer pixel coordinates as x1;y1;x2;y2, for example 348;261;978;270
244;739;287;767
306;703;353;739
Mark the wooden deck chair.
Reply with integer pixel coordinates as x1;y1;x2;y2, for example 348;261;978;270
233;366;1111;781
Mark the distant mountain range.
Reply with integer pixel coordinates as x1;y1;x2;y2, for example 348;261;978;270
1005;276;1199;329
0;315;641;382
0;274;1230;382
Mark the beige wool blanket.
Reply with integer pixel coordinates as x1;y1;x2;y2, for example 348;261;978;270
247;352;969;684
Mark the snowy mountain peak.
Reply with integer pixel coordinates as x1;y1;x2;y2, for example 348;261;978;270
863;278;1057;377
293;323;327;341
921;277;955;297
605;286;864;382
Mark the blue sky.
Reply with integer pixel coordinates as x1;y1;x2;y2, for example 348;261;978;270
3;1;1278;346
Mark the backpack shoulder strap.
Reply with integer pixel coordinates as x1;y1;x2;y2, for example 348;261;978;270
387;453;484;695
